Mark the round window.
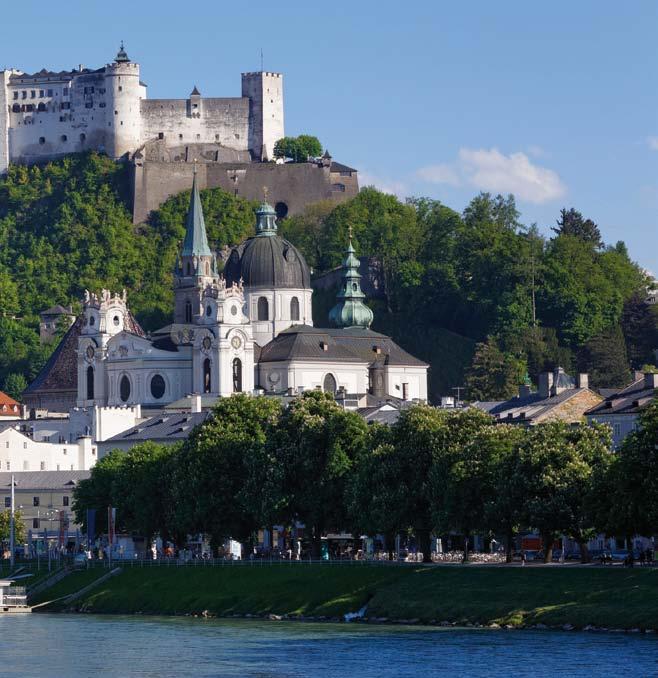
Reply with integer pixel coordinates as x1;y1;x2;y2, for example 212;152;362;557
113;315;120;326
119;375;131;402
150;374;166;399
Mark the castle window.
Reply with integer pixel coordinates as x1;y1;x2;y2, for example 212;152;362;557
215;134;219;141
61;135;67;142
179;134;183;140
196;134;200;140
89;315;95;326
47;89;53;97
21;91;26;99
80;133;86;143
12;92;18;100
150;374;166;400
86;366;94;400
206;305;212;317
119;375;131;403
118;86;123;92
257;297;269;321
332;183;346;192
203;358;211;393
39;90;44;98
185;300;192;323
232;358;242;393
30;90;35;98
290;297;300;321
39;137;45;145
158;132;164;139
12;104;20;113
323;373;337;395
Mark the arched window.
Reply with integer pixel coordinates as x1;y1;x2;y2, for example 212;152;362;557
290;296;300;321
257;297;269;321
185;300;192;323
203;358;211;393
119;375;131;402
86;366;94;400
232;358;242;393
323;373;337;395
186;261;191;275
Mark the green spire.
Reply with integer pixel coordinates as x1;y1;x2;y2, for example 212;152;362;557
115;41;130;63
182;166;212;257
328;230;374;329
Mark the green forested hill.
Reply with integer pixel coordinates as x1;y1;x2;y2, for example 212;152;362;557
0;153;655;402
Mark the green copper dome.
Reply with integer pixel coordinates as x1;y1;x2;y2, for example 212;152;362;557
328;238;374;329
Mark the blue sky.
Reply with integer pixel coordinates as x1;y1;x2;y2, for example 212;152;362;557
3;1;657;273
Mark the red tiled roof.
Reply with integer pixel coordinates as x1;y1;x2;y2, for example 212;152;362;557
0;390;20;416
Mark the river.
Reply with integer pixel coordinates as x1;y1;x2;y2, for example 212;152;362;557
0;614;656;677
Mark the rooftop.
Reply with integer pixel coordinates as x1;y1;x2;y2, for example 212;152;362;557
0;470;90;490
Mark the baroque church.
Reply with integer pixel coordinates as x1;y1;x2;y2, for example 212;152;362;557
26;173;428;415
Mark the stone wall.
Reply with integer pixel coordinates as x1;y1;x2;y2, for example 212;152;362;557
131;157;359;223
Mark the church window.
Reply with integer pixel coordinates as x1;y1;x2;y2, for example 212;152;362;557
232;358;242;393
150;374;166;400
352;283;358;292
290;297;300;321
39;137;45;145
185;300;192;323
206;305;212;317
323;373;337;395
61;135;67;142
86;366;94;400
80;133;86;142
89;315;95;326
119;375;131;403
113;315;120;326
203;358;211;393
257;297;269;321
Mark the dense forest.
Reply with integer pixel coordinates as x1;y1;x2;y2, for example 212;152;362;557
0;152;655;402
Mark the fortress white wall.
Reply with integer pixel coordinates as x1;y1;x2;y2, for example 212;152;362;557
1;57;284;171
140;97;250;151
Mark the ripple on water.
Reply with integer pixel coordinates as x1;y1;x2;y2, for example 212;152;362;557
0;615;656;678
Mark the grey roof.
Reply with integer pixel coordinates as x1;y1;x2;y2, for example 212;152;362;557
586;376;656;416
105;411;211;443
224;235;311;290
40;305;73;317
357;406;401;425
0;471;90;491
472;388;590;424
330;161;357;173
258;325;428;367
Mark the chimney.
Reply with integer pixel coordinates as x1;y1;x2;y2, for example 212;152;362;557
191;394;202;413
576;373;589;389
644;373;658;390
552;366;566;395
538;372;553;399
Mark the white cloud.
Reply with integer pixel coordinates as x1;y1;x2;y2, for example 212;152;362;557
415;147;566;204
646;136;658;151
416;164;461;187
526;144;546;158
358;171;408;198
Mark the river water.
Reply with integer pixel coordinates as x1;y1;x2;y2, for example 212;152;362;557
0;614;656;677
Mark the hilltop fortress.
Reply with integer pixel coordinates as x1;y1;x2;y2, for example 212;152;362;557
0;44;358;221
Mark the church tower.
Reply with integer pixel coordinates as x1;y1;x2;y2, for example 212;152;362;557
328;233;374;329
173;167;220;324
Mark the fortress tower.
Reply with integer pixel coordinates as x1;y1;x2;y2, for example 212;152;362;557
104;43;144;159
241;71;284;161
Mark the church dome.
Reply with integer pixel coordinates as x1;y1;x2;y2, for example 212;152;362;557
224;202;311;290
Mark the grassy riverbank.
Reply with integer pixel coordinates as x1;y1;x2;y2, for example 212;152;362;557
56;564;658;630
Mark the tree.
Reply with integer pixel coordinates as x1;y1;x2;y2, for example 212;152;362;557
2;373;27;401
0;509;26;545
465;338;525;401
519;421;611;563
0;271;19;317
173;394;283;553
273;135;322;162
596;401;658;539
275;391;368;558
552;207;602;247
581;324;631;388
621;292;658;369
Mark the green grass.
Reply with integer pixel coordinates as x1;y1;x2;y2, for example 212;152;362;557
67;564;658;629
30;568;109;607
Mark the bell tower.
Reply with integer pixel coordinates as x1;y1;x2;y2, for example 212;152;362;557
173;165;219;323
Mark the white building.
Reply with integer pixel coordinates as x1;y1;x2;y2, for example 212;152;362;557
0;44;284;175
24;171;428;431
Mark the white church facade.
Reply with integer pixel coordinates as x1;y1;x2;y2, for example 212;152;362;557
26;171;428;420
